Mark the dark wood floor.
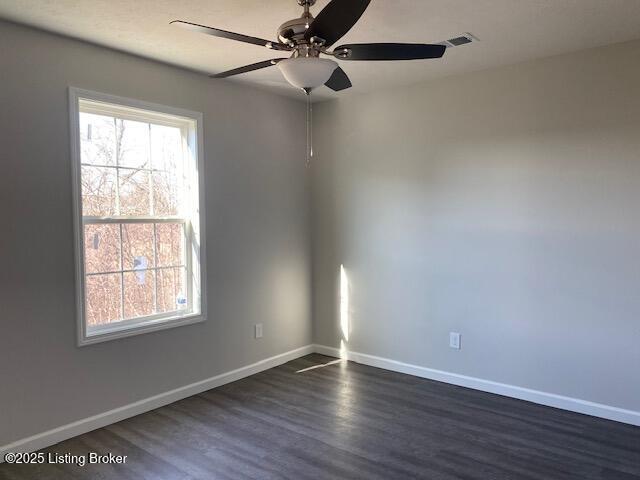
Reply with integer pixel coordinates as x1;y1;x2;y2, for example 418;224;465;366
1;354;639;479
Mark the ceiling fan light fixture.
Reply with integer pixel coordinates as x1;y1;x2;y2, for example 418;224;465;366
173;0;447;93
277;57;338;89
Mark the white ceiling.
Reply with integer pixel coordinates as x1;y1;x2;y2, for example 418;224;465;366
2;0;640;101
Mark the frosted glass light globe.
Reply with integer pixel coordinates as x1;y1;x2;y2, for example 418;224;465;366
277;57;338;89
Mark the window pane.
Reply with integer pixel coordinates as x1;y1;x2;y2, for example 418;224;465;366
84;224;121;274
157;267;187;314
80;113;116;166
81;166;117;216
119;168;151;215
119;120;151;169
123;270;155;319
151;124;182;171
85;273;122;326
152;171;181;216
122;223;155;270
156;223;185;267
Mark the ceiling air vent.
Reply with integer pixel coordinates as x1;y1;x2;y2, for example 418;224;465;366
439;33;479;48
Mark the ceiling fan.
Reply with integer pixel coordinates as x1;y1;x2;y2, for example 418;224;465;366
171;0;446;94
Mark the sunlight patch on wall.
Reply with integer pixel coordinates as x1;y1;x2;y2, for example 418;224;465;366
340;264;350;343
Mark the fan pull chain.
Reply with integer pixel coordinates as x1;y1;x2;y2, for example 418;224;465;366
306;91;313;168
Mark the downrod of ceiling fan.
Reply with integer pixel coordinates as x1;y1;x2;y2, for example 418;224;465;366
278;0;332;51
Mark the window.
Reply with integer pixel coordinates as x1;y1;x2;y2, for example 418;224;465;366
69;88;205;345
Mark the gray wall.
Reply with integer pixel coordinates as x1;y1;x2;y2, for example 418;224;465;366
311;39;640;411
0;21;311;445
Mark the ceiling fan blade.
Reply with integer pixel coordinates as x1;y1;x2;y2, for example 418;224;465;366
325;67;352;91
211;59;286;78
305;0;370;47
333;43;446;61
171;20;291;51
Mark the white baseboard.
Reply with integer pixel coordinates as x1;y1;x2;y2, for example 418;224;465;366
3;342;637;461
313;344;640;427
0;344;315;459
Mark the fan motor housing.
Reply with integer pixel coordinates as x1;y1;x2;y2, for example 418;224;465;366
277;16;313;45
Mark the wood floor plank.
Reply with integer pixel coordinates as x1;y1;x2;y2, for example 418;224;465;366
1;354;639;479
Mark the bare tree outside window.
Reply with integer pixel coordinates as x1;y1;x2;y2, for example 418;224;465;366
79;110;190;328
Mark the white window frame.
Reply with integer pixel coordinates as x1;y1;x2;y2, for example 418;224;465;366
69;87;207;346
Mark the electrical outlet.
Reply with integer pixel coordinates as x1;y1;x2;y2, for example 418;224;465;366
449;332;461;350
255;323;263;339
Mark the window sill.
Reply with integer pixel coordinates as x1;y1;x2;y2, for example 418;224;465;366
79;312;205;346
